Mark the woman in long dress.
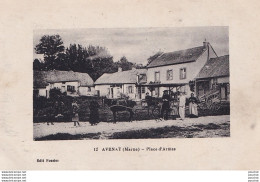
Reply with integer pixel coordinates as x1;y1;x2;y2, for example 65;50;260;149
188;93;198;118
72;101;80;126
89;100;100;126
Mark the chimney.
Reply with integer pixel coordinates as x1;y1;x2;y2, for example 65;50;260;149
118;67;122;72
203;39;209;48
203;39;210;62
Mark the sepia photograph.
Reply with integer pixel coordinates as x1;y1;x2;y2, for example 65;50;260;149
33;27;230;140
2;0;260;171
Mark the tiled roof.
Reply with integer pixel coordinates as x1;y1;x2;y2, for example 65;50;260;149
95;69;147;85
147;46;206;68
196;55;229;79
33;70;94;88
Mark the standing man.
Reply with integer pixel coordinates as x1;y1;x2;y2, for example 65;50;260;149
178;92;186;121
161;90;170;120
145;92;152;115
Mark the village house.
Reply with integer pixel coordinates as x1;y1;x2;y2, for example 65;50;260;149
33;70;95;98
143;41;218;97
94;68;147;100
195;55;230;101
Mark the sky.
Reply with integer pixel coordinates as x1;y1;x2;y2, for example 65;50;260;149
33;27;229;65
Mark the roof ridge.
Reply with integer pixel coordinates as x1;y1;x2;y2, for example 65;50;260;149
162;45;205;55
196;55;229;79
147;45;206;68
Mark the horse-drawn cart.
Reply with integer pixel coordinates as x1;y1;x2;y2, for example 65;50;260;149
197;90;230;115
140;97;179;119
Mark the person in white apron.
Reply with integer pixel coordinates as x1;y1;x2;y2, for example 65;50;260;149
178;92;186;121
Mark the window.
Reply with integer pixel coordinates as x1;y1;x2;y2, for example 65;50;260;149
67;85;75;92
180;68;186;80
155;71;160;82
88;87;91;92
128;86;133;94
141;87;145;93
167;69;173;80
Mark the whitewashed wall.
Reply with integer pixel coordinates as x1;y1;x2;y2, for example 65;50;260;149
146;46;217;97
79;86;95;96
95;85;110;97
48;81;79;96
123;83;136;100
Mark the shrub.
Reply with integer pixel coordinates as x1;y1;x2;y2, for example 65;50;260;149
33;96;48;109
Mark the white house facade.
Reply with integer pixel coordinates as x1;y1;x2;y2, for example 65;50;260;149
33;70;95;98
143;41;218;97
94;68;147;100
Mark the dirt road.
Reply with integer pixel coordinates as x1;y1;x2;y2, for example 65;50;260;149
33;115;230;140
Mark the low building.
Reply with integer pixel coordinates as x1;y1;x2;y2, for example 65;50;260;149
143;41;218;97
195;55;230;100
94;68;147;100
33;70;95;98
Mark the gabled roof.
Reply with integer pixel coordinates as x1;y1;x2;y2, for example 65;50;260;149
33;70;94;88
196;55;229;79
95;69;147;85
147;46;207;68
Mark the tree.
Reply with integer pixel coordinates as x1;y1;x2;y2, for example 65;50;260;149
34;35;141;81
35;35;65;70
65;44;92;72
115;56;133;71
33;59;44;70
86;45;117;80
65;44;117;81
134;63;145;69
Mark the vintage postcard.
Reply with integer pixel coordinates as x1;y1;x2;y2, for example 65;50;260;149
33;27;230;141
0;0;259;170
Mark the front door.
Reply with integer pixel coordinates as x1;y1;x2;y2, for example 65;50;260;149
138;87;141;99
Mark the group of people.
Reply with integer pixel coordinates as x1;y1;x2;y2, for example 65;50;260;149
146;90;199;121
46;91;198;126
47;99;100;126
